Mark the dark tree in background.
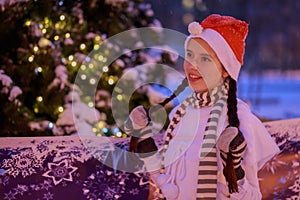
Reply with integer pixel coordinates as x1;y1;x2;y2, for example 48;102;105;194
0;0;176;137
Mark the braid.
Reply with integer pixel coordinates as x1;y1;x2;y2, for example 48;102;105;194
128;78;188;152
227;76;240;128
129;136;139;152
159;78;188;107
223;77;249;193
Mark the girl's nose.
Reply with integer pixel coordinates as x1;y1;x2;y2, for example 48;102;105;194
188;60;198;70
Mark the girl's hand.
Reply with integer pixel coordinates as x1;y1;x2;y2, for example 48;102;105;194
125;106;157;155
217;127;247;193
124;105;151;138
127;105;150;130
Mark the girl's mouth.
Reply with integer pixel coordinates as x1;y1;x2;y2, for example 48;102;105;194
188;73;202;82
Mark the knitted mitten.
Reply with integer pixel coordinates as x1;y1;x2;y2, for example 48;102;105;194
124;106;157;157
216;127;247;193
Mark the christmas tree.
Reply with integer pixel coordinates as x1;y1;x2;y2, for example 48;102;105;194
0;0;178;137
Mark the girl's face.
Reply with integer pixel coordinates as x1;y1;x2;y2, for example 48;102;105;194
184;38;228;92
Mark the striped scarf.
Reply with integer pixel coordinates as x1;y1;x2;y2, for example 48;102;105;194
159;82;228;200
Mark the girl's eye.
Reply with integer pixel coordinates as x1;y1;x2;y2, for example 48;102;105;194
201;56;212;62
186;51;193;58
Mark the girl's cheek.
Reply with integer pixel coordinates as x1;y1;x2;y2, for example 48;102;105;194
183;61;188;72
184;60;192;69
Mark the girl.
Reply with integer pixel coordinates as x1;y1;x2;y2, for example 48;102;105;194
125;14;279;200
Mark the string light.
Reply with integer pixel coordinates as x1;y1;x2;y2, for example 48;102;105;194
88;102;94;107
28;55;34;62
55;23;60;29
44;17;50;24
113;128;122;137
89;78;96;85
33;46;39;52
80;65;86;70
39;23;44;29
80;43;86;50
102;66;109;72
116;94;123;100
71;61;77;67
113;127;119;133
95;35;101;41
42;28;47;34
88;63;94;69
114;86;123;93
34;67;43;74
108;77;114;85
25;20;31;26
102;127;108;134
59;15;65;21
36;96;43;102
58;106;64;113
85;57;91;62
65;33;71;38
98;55;104;61
44;17;50;28
68;55;74;61
54;35;60;41
98;121;105;129
80;74;87;80
48;122;54;129
93;121;126;137
94;44;100;50
116;132;122;137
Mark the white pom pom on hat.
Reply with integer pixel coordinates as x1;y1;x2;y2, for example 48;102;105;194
188;21;203;36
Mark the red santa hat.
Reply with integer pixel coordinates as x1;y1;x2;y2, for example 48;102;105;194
185;14;248;81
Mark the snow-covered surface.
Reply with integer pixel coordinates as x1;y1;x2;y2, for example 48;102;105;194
259;118;300;199
0;118;299;199
264;117;300;138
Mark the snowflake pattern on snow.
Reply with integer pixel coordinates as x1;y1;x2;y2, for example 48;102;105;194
0;137;149;200
258;118;300;199
0;118;299;199
1;148;44;178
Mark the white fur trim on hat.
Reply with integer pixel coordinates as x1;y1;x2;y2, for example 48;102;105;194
184;28;241;81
